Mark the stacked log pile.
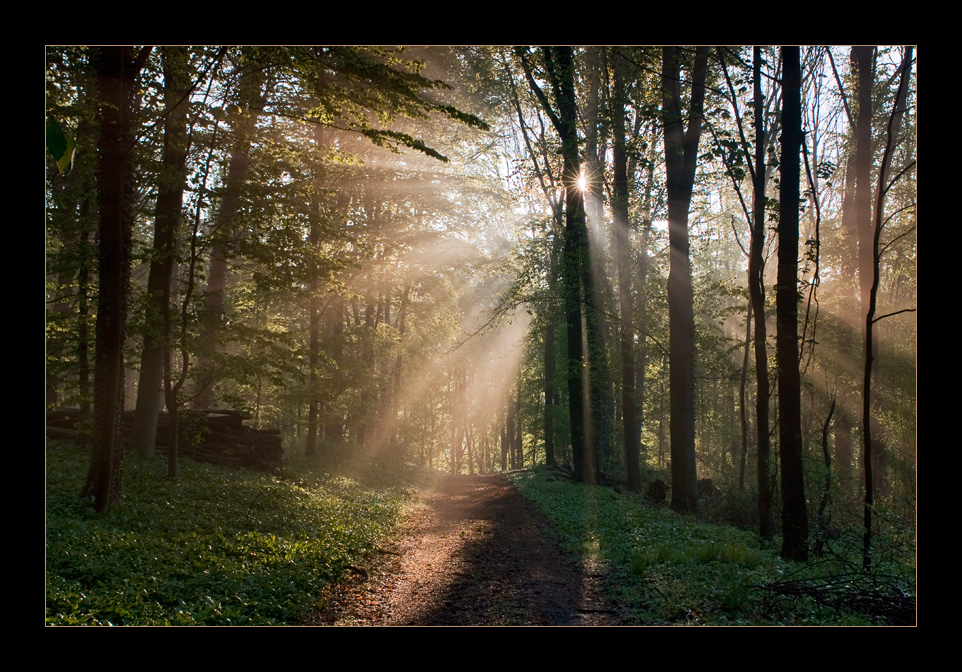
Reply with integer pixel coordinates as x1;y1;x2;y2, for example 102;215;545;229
46;408;283;473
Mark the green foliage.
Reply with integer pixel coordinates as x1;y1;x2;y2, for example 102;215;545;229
508;469;914;625
46;441;417;625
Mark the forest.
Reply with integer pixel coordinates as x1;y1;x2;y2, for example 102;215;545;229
45;46;916;625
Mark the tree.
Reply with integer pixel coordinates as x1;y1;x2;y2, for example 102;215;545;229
514;46;597;484
661;46;709;512
861;46;914;570
130;46;196;458
191;46;489;411
81;46;151;512
777;46;808;561
192;51;270;409
580;46;615;478
500;48;565;468
611;47;644;492
749;47;777;538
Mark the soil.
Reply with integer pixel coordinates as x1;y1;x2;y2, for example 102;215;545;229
302;472;624;626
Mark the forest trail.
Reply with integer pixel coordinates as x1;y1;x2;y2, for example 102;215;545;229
305;473;623;626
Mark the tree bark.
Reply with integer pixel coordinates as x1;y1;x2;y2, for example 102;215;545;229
516;46;595;484
305;126;326;458
612;50;642;492
582;47;614;479
777;46;808;562
131;46;190;458
750;47;775;539
662;46;708;513
82;46;147;512
861;46;913;570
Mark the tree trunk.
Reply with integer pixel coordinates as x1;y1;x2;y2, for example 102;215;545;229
662;46;708;513
861;46;913;570
750;47;775;539
777;46;808;562
324;299;345;445
582;47;614;480
612;50;642;492
131;46;190;458
82;46;146;512
305;126;326;458
193;59;268;408
738;300;751;494
515;46;596;483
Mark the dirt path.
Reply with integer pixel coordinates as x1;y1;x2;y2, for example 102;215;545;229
304;473;623;626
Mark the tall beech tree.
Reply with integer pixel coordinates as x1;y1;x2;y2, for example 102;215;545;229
611;49;642;491
193;54;269;409
776;46;808;561
747;47;776;538
514;46;597;484
131;46;194;458
81;46;151;512
861;46;914;570
502;52;564;468
661;46;709;512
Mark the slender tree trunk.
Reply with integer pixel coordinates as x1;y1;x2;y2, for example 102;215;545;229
582;46;614;480
132;46;190;458
750;47;774;539
390;285;410;455
662;46;708;512
305;126;326;457
612;51;641;492
77;200;93;425
738;300;752;493
193;60;267;408
305;201;321;457
861;46;913;570
500;406;509;472
324;299;345;445
514;384;524;468
777;46;808;562
542;290;558;468
515;46;596;483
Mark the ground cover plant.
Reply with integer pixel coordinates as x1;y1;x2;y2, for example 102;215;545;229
508;469;916;625
45;440;418;625
46;438;914;626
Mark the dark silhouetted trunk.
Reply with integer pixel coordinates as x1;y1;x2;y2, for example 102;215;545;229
516;46;595;483
750;47;774;539
662;46;708;512
82;46;148;512
612;51;641;492
861;46;913;570
777;46;808;562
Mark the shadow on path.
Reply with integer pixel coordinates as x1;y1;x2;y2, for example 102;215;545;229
384;473;620;626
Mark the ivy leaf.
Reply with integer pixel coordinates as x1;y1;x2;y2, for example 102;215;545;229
46;116;75;175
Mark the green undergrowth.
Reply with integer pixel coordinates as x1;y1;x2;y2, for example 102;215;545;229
46;441;424;625
508;468;915;626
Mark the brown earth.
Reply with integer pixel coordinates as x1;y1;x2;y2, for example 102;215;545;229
302;472;624;626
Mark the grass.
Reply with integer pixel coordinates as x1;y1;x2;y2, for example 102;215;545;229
508;468;916;626
46;441;914;626
45;440;423;626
